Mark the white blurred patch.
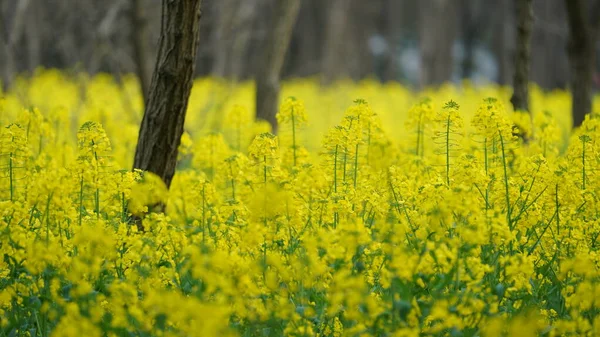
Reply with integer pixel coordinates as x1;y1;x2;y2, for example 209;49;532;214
368;34;389;57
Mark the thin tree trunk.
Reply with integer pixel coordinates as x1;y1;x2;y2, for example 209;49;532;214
133;0;202;190
564;0;599;128
510;0;533;113
131;0;152;106
255;0;301;133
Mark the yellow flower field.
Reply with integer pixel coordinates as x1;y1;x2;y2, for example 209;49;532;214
1;69;600;336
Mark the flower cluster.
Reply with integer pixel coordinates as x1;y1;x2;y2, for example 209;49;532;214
1;70;599;337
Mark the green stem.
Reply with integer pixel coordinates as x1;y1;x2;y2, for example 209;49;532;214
8;152;13;201
582;139;586;190
291;107;297;166
484;137;489;210
354;144;359;189
121;192;127;223
333;145;338;193
416;112;423;156
499;129;511;229
229;162;236;200
79;172;84;226
367;121;371;165
202;184;206;246
555;184;560;236
445;114;451;186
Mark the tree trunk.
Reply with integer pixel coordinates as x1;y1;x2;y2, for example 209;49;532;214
564;0;599;128
418;0;458;87
255;0;301;133
131;0;152;106
133;0;202;189
510;0;533;113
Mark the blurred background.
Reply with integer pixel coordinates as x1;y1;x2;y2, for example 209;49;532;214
0;0;599;90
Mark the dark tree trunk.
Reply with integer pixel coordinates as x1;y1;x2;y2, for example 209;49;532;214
510;0;533;113
131;0;152;106
564;0;598;128
255;0;301;133
133;0;202;188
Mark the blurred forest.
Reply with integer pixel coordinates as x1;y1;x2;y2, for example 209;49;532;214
0;0;599;90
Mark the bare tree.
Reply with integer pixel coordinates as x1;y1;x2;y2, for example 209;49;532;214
133;0;203;189
564;0;600;128
130;0;152;105
418;0;458;87
255;0;301;133
510;0;533;113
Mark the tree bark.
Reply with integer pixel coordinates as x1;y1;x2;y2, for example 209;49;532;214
255;0;301;133
564;0;599;128
510;0;533;113
133;0;202;189
131;0;152;106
